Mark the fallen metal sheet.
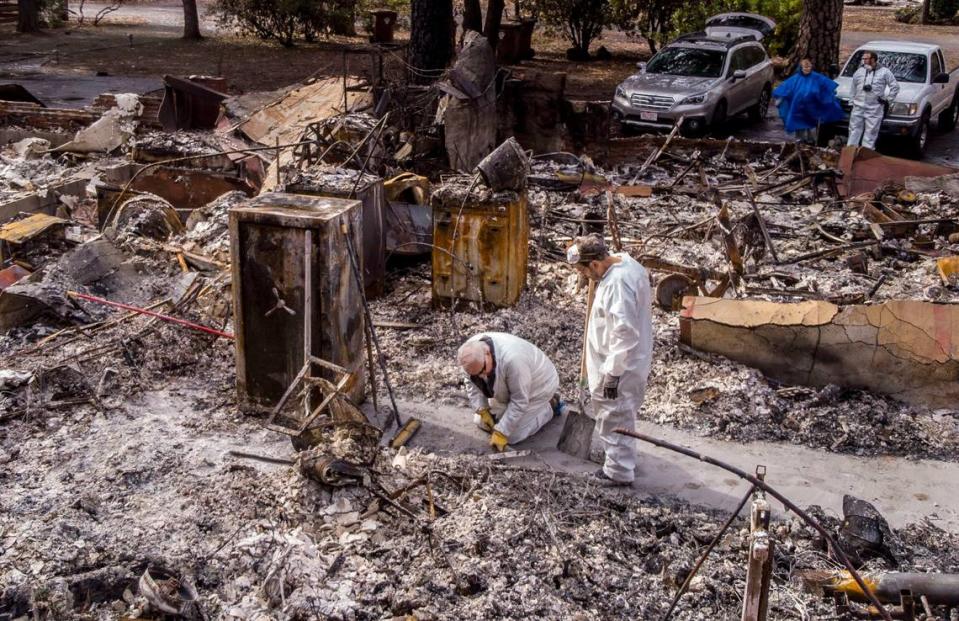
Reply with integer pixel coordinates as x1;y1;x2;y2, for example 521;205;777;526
0;264;30;290
95;166;255;227
158;75;228;132
238;77;370;147
679;296;959;409
383;173;432;254
838;146;957;197
0;213;68;245
384;201;432;255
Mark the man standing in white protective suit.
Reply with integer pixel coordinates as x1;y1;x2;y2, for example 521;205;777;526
847;50;900;150
567;234;652;487
458;333;566;452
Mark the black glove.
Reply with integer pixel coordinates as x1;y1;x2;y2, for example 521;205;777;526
603;375;620;400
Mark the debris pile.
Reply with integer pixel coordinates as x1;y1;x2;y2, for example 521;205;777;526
2;414;958;620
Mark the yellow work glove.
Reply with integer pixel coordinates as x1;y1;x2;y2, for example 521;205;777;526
477;407;495;432
490;430;509;452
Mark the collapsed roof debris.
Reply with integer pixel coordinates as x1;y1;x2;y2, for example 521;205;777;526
3;37;959;621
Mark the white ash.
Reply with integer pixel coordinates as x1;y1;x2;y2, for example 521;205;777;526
3;401;958;621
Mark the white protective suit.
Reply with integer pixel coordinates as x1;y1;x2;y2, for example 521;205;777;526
464;332;560;443
586;253;653;483
847;65;900;150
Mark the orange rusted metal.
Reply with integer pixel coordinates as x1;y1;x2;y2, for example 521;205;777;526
431;183;528;308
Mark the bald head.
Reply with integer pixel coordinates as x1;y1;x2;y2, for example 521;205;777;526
458;340;489;376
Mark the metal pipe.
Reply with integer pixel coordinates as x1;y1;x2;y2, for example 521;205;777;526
805;571;959;606
613;428;894;621
67;291;234;340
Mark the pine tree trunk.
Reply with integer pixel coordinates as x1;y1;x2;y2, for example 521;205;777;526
463;0;482;33
484;0;505;49
409;0;454;83
790;0;843;74
16;0;40;32
182;0;202;40
921;0;932;23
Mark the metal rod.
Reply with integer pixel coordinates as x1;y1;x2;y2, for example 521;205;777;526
663;485;755;621
67;291;234;339
303;229;314;419
275;136;281;187
228;450;295;465
365;319;380;414
344;225;402;429
613;428;894;621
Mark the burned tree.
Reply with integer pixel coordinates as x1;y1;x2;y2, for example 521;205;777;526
17;0;40;32
409;0;454;82
463;0;482;32
182;0;202;39
460;0;505;48
484;0;505;48
790;0;843;73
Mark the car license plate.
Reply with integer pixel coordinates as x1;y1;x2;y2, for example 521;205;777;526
640;111;658;122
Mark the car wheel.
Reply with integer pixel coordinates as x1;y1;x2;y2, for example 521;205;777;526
711;100;728;134
938;94;959;131
909;112;930;158
748;85;771;122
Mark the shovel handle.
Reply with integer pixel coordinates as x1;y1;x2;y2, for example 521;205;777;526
579;279;596;385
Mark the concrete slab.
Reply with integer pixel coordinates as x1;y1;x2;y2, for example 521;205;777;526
380;399;959;532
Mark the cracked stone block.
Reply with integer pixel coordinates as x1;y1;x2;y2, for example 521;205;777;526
679;297;959;409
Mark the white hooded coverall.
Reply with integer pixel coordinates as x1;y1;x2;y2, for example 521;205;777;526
847;65;900;150
464;332;560;444
586;253;653;483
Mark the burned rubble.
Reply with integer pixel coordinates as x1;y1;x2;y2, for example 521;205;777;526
2;52;959;621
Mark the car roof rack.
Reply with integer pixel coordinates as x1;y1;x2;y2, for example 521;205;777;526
672;32;759;49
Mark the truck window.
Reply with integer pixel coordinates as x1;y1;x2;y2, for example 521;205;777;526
938;51;947;73
646;47;726;78
841;50;928;83
931;52;942;79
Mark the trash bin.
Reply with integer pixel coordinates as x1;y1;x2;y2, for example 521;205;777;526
496;21;524;65
369;9;397;44
518;18;536;60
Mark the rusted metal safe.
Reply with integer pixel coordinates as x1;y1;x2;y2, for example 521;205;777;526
229;193;366;412
431;183;528;307
286;168;386;298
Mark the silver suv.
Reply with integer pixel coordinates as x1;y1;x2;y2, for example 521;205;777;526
611;13;776;136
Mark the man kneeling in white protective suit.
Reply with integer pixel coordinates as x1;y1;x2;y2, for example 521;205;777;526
457;333;566;452
567;234;652;487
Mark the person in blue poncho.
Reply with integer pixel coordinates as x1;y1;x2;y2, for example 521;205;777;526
773;58;846;144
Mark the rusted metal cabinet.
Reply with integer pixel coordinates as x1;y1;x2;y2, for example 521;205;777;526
229;193;366;412
286;169;386;298
431;184;528;307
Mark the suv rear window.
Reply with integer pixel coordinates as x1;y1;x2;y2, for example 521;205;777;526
646;47;726;78
842;50;928;83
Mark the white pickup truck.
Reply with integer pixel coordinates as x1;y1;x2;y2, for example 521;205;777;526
834;41;959;156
